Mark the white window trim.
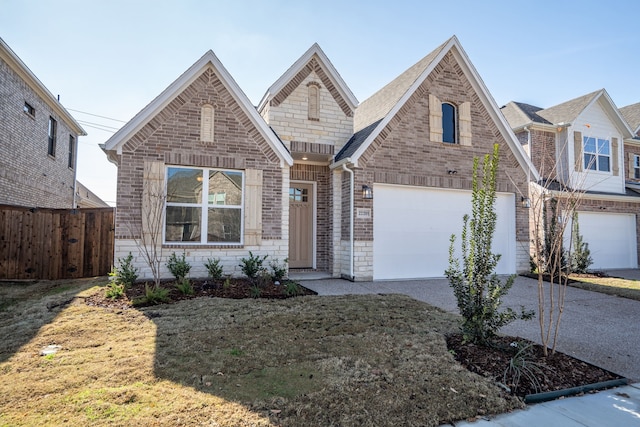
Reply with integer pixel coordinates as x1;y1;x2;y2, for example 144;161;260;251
164;165;244;245
634;155;640;179
583;136;611;173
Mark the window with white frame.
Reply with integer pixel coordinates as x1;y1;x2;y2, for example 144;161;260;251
164;166;243;244
634;155;640;179
583;136;610;172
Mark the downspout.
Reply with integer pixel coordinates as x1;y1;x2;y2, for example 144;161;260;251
524;125;531;184
341;163;354;280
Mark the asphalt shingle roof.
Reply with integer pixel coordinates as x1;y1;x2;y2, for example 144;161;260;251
536;90;601;125
335;119;382;161
620;102;640;134
501;101;551;128
353;39;450;132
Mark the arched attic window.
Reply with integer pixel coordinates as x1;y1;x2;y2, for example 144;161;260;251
442;102;457;143
200;104;214;143
307;82;320;121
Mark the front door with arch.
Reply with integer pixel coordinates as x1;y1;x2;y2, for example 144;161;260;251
289;182;314;269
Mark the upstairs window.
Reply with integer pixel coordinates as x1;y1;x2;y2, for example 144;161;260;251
634;155;640;179
48;117;57;157
68;135;76;169
442;103;457;143
308;83;320;120
583;137;610;172
24;102;35;117
165;166;243;244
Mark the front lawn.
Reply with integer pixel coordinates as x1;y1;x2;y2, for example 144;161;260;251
568;274;640;301
0;279;521;426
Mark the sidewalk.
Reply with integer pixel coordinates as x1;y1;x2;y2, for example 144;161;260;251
300;276;640;426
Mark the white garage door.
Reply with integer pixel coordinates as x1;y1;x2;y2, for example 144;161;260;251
574;212;637;269
373;184;516;280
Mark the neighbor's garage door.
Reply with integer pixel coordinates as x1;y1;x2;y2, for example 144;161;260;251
574;212;637;269
373;184;515;280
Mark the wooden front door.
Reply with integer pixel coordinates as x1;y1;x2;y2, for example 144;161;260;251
289;183;313;268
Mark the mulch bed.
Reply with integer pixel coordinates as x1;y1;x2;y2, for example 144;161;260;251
446;334;623;399
85;278;317;310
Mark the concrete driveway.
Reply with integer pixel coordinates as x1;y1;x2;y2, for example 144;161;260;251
302;274;640;382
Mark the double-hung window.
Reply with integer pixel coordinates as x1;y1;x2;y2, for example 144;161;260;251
583;137;610;172
634;155;640;179
165;166;243;244
48;117;57;157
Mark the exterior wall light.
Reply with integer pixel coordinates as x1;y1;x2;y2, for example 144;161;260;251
521;196;531;208
362;185;373;200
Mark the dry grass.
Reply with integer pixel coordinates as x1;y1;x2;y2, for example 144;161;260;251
0;279;522;426
568;275;640;301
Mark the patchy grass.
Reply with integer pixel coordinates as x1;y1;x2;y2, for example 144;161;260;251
568;274;640;301
0;280;522;426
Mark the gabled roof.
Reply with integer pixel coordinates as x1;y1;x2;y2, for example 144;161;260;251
0;37;86;136
334;36;539;181
620;102;640;136
103;50;293;167
353;39;448;132
504;90;634;139
257;43;358;115
536;90;602;125
500;101;551;129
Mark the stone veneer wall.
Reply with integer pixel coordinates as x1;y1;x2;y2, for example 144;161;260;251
114;67;287;278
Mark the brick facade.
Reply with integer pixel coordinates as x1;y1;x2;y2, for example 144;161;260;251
0;56;80;208
113;67;288;277
345;51;530;275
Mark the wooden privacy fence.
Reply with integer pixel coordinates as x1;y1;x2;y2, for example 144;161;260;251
0;205;114;280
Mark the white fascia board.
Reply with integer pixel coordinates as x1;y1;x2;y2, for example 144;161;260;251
257;43;358;113
597;90;635;139
104;50;292;167
0;38;86;136
329;157;355;170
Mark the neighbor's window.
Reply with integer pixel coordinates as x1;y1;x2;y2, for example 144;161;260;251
583;137;610;172
634;155;640;179
23;102;35;117
164;166;243;244
48;116;57;157
442;102;457;143
68;135;75;168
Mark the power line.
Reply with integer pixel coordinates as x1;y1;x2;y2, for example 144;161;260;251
67;108;127;123
77;121;118;134
77;119;120;131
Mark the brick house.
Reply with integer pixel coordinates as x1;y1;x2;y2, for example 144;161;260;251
0;37;86;208
103;36;537;280
502;90;640;269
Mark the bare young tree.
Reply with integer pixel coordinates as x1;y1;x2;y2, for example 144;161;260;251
528;124;604;356
125;161;166;289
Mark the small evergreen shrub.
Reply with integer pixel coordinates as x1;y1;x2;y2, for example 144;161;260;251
176;278;194;295
105;281;125;299
111;253;138;288
166;252;191;281
204;258;224;280
269;258;288;283
249;285;262;298
570;213;593;274
283;280;302;297
239;251;268;280
143;284;170;305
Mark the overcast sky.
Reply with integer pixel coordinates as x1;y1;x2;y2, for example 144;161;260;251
2;0;638;205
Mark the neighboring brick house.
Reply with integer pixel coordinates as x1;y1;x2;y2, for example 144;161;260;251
103;36;537;280
501;90;640;269
0;37;86;208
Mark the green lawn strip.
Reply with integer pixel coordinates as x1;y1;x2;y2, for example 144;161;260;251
568;275;640;301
